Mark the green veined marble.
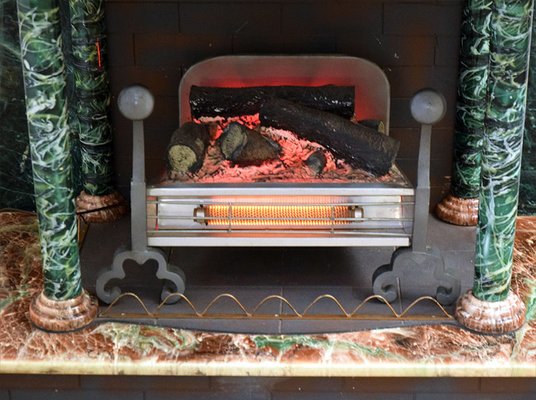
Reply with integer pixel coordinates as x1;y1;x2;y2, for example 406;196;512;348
16;0;82;300
451;0;492;199
61;0;114;196
473;0;534;302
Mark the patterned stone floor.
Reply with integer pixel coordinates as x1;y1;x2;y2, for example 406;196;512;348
0;210;534;376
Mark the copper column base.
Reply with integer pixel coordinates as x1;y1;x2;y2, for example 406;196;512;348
436;194;479;226
29;290;98;332
76;190;127;223
455;290;526;334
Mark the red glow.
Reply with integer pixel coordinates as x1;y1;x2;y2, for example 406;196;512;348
168;116;395;185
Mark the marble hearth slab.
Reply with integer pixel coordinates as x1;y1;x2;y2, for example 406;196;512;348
0;211;534;377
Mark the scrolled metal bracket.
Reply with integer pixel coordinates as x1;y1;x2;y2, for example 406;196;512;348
373;89;461;305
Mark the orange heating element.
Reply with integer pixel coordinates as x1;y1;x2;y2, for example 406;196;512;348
197;205;356;227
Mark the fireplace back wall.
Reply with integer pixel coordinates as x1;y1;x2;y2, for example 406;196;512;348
105;0;462;209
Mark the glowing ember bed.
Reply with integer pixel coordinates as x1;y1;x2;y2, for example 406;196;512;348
96;56;460;306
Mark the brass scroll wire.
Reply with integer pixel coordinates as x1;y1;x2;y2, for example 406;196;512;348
99;292;454;320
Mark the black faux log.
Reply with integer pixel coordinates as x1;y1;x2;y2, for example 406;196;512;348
190;85;355;119
167;122;210;174
260;99;399;176
218;122;281;166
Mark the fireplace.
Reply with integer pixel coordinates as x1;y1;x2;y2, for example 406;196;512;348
96;55;460;308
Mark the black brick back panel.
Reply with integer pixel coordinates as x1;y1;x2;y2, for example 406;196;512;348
104;0;462;207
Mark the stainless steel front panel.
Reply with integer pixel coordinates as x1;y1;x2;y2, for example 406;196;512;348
146;183;414;247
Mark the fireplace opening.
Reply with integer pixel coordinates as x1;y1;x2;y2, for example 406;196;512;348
97;56;460;314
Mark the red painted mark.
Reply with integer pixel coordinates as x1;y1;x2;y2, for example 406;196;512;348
96;40;102;69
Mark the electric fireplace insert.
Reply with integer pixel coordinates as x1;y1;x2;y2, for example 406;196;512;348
96;56;460;307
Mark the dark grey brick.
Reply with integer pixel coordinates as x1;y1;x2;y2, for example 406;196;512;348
210;377;285;395
383;66;458;98
0;375;79;390
390;127;454;160
480;378;536;393
10;390;143;400
234;34;337;54
435;35;462;66
134;33;232;66
396;157;453;188
108;66;181;97
145;390;269;400
344;377;480;393
272;393;412;400
270;377;344;392
180;2;280;35
105;3;178;34
338;35;436;67
281;1;382;36
107;34;135;67
80;375;210;391
0;391;8;400
416;395;536;400
384;2;462;36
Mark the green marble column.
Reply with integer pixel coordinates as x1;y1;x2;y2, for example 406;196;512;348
16;0;97;332
0;0;34;210
16;0;82;301
456;0;532;334
452;0;491;199
62;0;114;196
519;8;536;214
436;0;491;226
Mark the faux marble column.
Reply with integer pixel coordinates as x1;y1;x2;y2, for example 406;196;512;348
61;0;126;222
456;0;532;334
436;0;491;226
16;0;96;331
519;9;536;214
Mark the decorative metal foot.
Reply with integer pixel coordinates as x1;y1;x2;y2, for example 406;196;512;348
29;290;98;332
455;290;526;334
436;194;479;226
96;247;186;304
372;247;461;305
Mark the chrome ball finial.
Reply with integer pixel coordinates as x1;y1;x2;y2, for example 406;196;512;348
117;85;154;121
410;88;446;125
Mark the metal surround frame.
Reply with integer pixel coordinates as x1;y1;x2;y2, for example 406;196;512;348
151;55;410;247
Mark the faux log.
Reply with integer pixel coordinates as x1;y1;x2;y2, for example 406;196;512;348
305;149;327;175
167;122;210;174
190;85;355;119
218;122;281;166
260;99;399;176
